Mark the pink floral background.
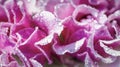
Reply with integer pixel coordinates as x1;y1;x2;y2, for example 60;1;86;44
0;0;120;67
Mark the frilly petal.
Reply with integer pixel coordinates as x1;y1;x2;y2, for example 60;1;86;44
100;41;120;56
108;10;120;22
34;11;63;45
72;4;99;25
53;35;86;55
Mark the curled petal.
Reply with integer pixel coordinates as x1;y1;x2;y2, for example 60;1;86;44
108;10;120;22
85;32;116;63
100;41;120;56
72;4;98;25
33;11;56;32
106;0;120;14
86;46;117;64
99;39;120;48
34;11;63;45
53;34;86;55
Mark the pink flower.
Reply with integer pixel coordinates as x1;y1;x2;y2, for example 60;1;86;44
53;2;120;67
0;0;63;67
1;0;120;67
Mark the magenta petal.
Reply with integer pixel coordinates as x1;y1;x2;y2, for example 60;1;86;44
53;34;86;55
1;0;120;67
72;4;98;25
12;2;23;23
34;11;63;45
17;28;34;40
33;11;57;33
100;41;120;56
52;17;88;55
0;34;15;53
45;0;60;13
0;5;8;22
